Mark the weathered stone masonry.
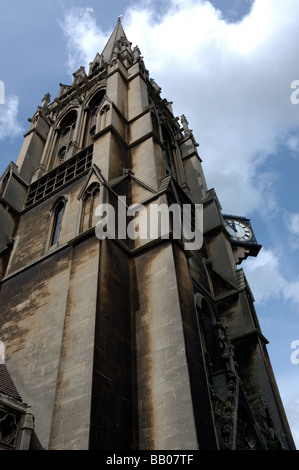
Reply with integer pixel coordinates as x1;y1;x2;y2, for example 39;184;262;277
0;20;295;450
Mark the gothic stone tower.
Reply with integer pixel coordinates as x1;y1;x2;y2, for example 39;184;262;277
0;20;295;450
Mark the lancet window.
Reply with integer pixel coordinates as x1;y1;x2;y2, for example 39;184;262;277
55;110;77;166
50;199;66;247
80;182;100;233
84;90;106;147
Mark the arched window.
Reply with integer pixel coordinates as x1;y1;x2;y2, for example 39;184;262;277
84;90;106;147
80;183;100;232
50;199;65;246
161;125;177;179
92;62;100;74
54;110;77;167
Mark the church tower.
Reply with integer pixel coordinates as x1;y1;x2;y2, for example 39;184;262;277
0;19;295;450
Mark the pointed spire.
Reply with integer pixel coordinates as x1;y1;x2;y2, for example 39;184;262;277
101;17;128;63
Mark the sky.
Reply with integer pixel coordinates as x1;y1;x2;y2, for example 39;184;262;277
0;0;298;449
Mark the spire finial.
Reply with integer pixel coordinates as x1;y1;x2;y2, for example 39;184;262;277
118;15;123;23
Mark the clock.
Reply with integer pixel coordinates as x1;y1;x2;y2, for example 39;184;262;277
224;219;252;242
223;214;262;258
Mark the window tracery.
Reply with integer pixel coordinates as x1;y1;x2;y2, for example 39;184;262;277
84;90;106;147
54;110;77;167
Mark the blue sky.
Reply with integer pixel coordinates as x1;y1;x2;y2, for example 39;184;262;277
0;0;298;448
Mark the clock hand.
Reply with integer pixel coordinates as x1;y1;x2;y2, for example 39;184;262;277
228;221;238;232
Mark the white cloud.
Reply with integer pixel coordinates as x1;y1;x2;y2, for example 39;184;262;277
287;213;299;236
0;96;24;141
128;0;299;214
245;249;299;308
59;0;299;216
59;7;107;74
282;212;299;250
286;134;299;154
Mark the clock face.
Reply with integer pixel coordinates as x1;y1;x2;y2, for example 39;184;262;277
224;219;252;242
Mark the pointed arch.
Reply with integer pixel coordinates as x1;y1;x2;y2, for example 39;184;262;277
80;182;101;233
83;89;106;147
49;197;67;247
88;53;104;76
52;109;78;168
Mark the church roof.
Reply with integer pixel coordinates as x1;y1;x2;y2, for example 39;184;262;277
0;364;22;402
101;18;127;63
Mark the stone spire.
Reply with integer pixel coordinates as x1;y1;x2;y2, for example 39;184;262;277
101;17;128;63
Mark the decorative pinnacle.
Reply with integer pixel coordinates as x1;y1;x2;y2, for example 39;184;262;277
118;15;123;22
